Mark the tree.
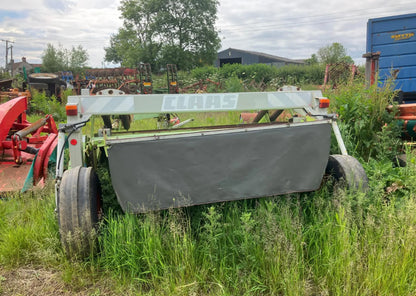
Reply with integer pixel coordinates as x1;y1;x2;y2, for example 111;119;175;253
42;44;88;73
305;53;318;65
41;44;65;73
105;0;161;69
105;27;160;70
69;45;89;73
317;43;354;65
155;0;220;68
104;0;221;70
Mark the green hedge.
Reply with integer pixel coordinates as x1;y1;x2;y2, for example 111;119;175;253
190;63;326;87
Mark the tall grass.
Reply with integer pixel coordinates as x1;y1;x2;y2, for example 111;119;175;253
91;170;416;295
2;174;416;295
1;78;416;295
0;185;61;267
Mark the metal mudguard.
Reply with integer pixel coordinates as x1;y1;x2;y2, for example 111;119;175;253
107;121;332;213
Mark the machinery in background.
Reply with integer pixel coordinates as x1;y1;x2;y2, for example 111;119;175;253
0;96;58;192
364;13;416;103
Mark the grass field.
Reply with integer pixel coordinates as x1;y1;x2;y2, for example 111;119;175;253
1;78;416;295
1;163;416;295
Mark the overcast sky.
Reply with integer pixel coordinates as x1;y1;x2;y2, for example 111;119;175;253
0;0;414;68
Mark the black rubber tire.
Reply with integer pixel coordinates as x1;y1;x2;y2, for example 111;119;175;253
28;73;59;84
58;166;102;258
102;115;112;129
395;154;407;167
120;115;131;130
117;87;132;130
393;91;404;104
325;154;369;191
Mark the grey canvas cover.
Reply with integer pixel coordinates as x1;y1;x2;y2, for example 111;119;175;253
107;121;332;213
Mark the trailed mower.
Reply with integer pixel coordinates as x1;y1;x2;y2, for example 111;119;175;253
55;89;368;256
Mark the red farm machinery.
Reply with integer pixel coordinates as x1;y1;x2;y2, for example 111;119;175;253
0;96;58;192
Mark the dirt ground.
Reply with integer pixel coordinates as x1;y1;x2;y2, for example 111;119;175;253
0;267;108;296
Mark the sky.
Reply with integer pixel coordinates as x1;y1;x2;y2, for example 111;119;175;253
0;0;414;68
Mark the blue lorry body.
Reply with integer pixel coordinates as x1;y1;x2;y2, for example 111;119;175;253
366;13;416;99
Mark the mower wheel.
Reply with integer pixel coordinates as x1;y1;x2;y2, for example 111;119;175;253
58;166;102;258
395;154;408;167
393;90;404;104
102;115;112;129
120;115;131;130
325;154;369;191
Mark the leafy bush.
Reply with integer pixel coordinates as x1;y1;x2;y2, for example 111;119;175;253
224;76;245;92
191;66;218;80
187;63;327;91
217;63;241;79
244;64;277;84
326;80;401;161
29;90;67;122
274;64;326;86
216;64;275;83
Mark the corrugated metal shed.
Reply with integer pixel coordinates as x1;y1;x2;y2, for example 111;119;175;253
216;48;304;67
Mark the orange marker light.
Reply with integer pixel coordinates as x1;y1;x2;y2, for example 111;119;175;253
66;104;78;116
319;98;330;108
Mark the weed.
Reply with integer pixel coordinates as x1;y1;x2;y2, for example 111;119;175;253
326;79;401;161
224;76;245;92
29;90;67;122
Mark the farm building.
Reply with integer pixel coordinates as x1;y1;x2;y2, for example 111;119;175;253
10;57;42;76
216;48;304;67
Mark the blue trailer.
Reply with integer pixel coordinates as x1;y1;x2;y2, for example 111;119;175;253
364;13;416;102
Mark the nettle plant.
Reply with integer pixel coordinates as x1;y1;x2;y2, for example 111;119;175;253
326;80;401;161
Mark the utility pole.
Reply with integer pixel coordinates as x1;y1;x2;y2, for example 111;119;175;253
10;44;13;76
1;39;15;74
